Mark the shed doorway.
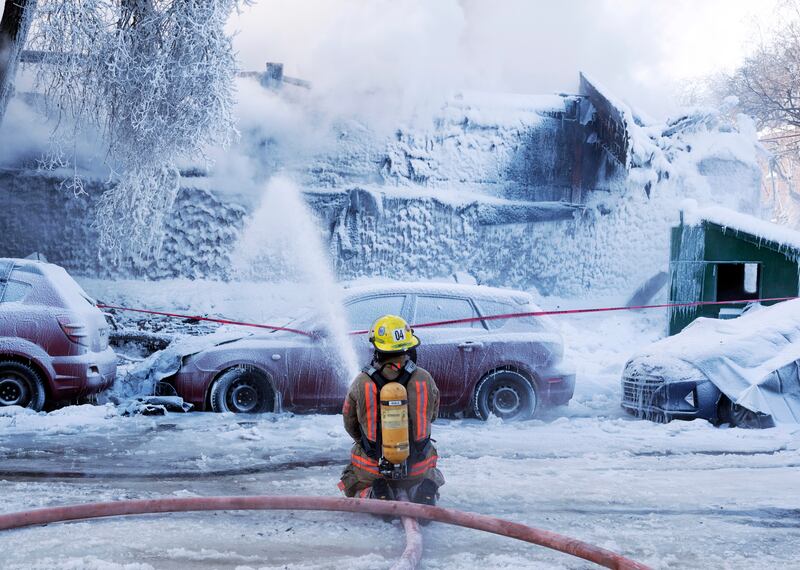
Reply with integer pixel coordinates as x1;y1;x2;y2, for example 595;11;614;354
715;262;760;302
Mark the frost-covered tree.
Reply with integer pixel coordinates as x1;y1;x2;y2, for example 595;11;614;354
716;2;800;223
722;2;800;131
26;0;241;261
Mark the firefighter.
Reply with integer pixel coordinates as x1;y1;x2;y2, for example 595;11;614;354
338;315;444;505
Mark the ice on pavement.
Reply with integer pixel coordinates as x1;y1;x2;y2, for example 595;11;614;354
1;405;799;568
2;290;800;568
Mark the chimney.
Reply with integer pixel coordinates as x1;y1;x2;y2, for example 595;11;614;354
261;62;284;89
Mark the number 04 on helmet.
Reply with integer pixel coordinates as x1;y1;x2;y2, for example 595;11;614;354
369;315;420;354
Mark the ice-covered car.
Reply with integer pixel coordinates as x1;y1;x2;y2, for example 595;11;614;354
163;282;575;420
621;300;800;428
0;258;116;410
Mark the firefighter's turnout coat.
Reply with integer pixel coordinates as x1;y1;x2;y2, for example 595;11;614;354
339;360;445;498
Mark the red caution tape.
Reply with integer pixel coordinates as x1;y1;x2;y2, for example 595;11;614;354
99;296;799;339
402;295;799;332
97;304;314;337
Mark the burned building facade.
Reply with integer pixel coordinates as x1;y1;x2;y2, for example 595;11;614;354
0;72;761;297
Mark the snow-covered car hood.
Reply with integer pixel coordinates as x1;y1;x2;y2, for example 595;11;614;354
631;300;800;423
624;354;708;385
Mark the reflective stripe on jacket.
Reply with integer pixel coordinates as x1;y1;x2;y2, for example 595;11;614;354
342;364;440;480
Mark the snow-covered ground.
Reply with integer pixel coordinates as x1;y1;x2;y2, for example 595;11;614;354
1;280;799;569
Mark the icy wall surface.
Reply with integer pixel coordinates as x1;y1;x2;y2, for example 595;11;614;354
307;186;674;294
285;90;623;202
0;170;246;279
0;84;763;296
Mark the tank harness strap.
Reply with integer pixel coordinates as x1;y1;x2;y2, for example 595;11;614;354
360;361;417;460
409;454;438;477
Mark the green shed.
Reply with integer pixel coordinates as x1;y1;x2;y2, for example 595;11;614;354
669;206;800;335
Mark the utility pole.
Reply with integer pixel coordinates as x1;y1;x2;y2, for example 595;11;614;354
0;0;36;126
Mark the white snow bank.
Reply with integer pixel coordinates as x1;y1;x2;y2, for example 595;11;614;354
0;404;119;433
633;300;800;423
441;91;565;128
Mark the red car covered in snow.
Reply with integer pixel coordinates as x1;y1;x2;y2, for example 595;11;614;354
0;259;116;410
165;282;575;420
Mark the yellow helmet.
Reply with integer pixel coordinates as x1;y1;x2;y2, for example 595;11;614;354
369;315;420;354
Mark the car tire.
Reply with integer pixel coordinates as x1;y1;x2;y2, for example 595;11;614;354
473;369;537;421
0;360;47;411
722;398;773;429
209;366;274;414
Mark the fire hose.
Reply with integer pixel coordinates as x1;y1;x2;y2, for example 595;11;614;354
393;489;423;570
0;495;652;570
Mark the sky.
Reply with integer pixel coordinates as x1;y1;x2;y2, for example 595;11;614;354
228;0;781;119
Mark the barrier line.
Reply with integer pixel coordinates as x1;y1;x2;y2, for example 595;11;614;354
395;295;800;332
97;304;314;337
99;296;799;338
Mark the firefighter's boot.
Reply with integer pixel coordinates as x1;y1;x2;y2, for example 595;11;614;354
370;477;395;501
413;479;438;506
411;479;438;526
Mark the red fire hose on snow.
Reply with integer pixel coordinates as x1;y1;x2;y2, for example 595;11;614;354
393;489;423;570
0;495;651;570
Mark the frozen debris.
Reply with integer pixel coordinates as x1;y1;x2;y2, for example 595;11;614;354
110;329;175;356
120;396;193;417
625;271;669;307
580;72;761;205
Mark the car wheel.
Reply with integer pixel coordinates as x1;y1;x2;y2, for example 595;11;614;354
209;366;274;414
473;369;537;421
0;361;47;411
724;399;771;429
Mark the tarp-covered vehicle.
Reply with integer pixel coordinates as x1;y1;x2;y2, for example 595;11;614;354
621;300;800;428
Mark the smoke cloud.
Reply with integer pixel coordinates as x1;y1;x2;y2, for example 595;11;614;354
229;0;778;120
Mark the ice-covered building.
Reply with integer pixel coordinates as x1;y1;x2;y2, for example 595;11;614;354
670;204;800;334
0;73;763;297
